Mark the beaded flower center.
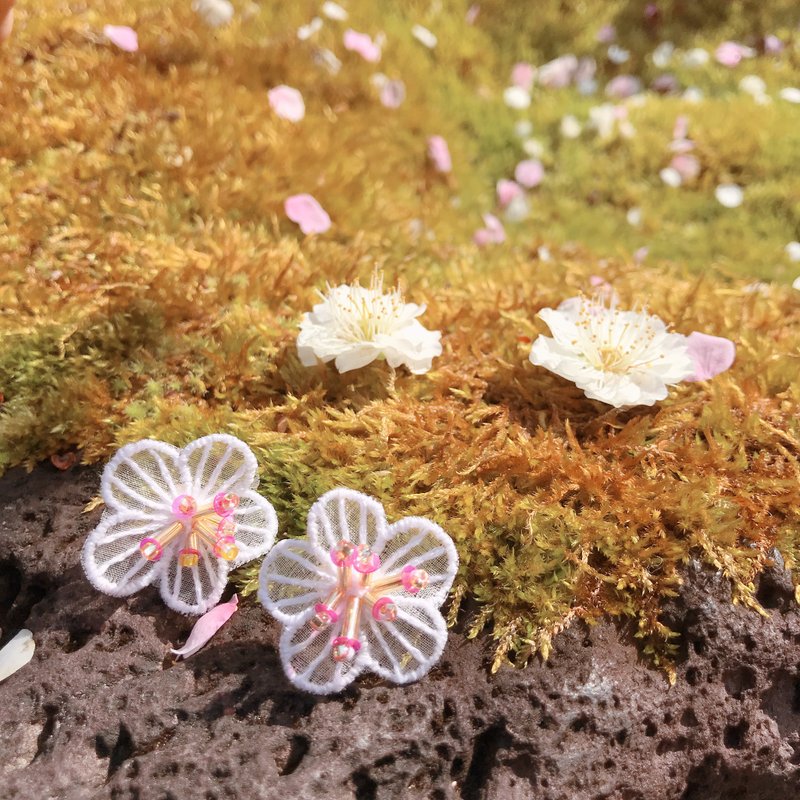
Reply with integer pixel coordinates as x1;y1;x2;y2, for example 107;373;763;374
138;492;241;567
310;540;430;662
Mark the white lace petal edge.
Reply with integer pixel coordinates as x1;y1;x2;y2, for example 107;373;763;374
362;597;448;684
279;607;364;695
230;490;279;568
379;517;459;606
100;440;188;515
306;488;389;552
81;511;168;597
180;434;260;499
258;539;338;625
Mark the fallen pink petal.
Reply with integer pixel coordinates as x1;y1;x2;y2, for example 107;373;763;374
511;62;535;91
380;79;406;109
684;332;736;382
268;85;305;123
715;41;750;67
514;159;544;188
427;135;452;173
171;595;239;659
670;153;700;182
496;179;523;207
103;25;138;53
473;213;506;246
285;194;332;234
343;28;381;62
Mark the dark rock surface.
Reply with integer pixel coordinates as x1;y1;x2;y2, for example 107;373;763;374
1;465;799;800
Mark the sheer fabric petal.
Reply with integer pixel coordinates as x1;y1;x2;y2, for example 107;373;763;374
258;539;338;625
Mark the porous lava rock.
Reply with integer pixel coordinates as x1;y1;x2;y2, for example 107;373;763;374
1;465;799;799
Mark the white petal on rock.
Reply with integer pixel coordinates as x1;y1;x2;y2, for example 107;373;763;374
0;630;35;682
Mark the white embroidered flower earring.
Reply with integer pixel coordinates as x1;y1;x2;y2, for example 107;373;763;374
82;434;277;615
258;488;459;694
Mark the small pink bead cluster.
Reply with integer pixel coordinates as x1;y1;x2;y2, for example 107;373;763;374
308;538;430;663
138;492;241;567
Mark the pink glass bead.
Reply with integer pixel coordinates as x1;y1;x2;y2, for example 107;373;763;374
352;544;380;574
213;492;239;517
212;535;239;561
331;636;361;662
372;596;398;622
330;540;356;567
216;518;236;537
310;603;339;631
172;494;197;519
401;564;429;594
139;537;163;561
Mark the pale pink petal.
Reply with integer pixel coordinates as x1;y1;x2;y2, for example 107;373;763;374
511;62;535;91
343;29;381;62
764;35;783;54
465;4;480;24
285;194;332;235
605;74;641;99
673;115;689;141
103;25;139;53
715;41;748;67
670;153;700;181
380;79;406;109
684;332;736;382
473;213;505;246
427;135;452;173
514;159;544;188
171;595;239;658
268;85;305;122
634;246;649;263
597;24;616;44
496;179;523;207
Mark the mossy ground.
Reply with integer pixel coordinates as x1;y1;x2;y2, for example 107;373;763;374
2;0;800;676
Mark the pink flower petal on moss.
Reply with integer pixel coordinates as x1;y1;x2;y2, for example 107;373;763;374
380;79;406;108
268;85;305;122
670;153;700;181
171;595;239;659
605;74;642;99
473;213;506;246
285;194;332;235
427;135;452;173
684;332;735;381
343;29;381;62
514;159;544;188
103;25;138;53
496;179;523;207
511;62;535;91
715;41;748;67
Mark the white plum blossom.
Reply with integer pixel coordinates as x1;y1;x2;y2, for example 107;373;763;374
529;297;694;408
503;86;531;109
297;276;442;374
258;488;458;694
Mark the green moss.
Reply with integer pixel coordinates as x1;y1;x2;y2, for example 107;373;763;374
1;0;799;675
